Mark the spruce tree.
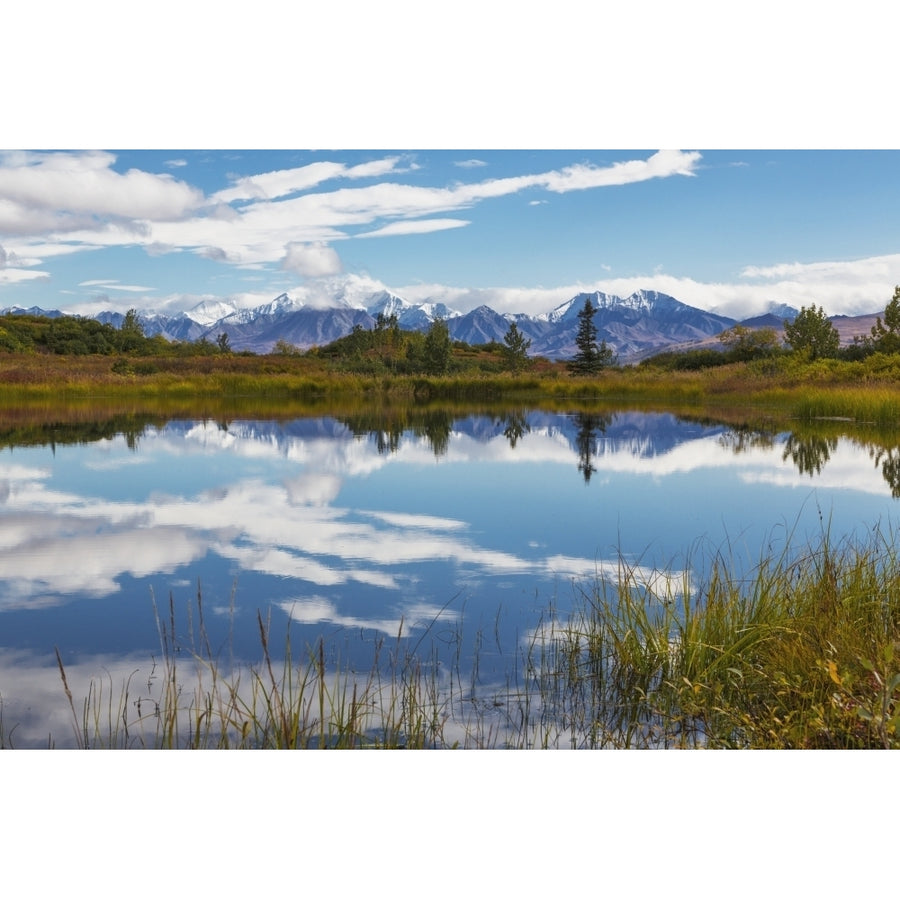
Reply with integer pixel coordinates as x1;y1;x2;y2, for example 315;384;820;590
502;321;532;372
569;298;614;374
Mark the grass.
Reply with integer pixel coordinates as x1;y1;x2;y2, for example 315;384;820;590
7;527;899;749
556;525;900;748
7;350;900;421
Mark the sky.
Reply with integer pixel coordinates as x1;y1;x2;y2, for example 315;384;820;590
2;147;899;321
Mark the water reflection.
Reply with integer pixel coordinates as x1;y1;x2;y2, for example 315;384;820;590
2;405;900;746
782;432;838;477
871;446;900;498
573;411;613;483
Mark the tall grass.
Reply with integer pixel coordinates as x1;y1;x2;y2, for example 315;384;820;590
21;526;898;750
7;350;900;424
555;526;900;748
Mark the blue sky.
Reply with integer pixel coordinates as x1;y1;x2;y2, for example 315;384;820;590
2;148;899;321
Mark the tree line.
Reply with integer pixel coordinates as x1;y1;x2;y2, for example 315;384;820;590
0;309;233;357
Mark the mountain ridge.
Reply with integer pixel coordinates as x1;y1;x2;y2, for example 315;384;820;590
0;291;880;363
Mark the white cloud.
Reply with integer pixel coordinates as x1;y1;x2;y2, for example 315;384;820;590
0;150;707;301
0;267;49;285
212;156;408;204
392;251;900;318
78;279;155;292
454;159;488;168
356;218;470;238
0;150;205;235
282;241;342;278
16;148;889;320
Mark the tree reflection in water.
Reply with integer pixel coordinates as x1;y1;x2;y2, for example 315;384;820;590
782;433;838;477
499;410;530;450
871;446;900;498
573;411;613;484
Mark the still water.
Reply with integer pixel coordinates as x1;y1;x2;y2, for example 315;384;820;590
2;407;899;745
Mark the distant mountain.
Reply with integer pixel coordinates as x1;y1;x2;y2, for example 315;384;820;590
215;307;375;353
2;305;65;319
0;289;881;362
536;290;737;360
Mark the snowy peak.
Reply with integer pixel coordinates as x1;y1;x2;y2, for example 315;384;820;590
222;292;304;324
257;292;303;317
366;291;413;318
548;290;684;322
186;299;239;326
766;301;800;320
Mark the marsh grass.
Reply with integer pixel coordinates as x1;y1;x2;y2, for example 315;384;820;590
24;525;899;750
8;350;900;429
552;527;900;748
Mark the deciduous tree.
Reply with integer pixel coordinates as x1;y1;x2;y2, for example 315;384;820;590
783;305;839;360
423;317;452;375
718;324;781;361
869;285;900;354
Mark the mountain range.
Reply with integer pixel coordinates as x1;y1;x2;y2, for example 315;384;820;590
0;289;879;363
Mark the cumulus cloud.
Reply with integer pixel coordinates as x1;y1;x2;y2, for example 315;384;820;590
282;241;342;277
1;150;707;301
394;253;900;319
0;150;204;235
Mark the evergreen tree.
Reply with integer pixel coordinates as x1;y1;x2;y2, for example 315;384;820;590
502;320;532;372
569;298;615;374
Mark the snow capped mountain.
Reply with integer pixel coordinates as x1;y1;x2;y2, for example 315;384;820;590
0;287;878;361
217;292;305;325
547;290;678;322
185;299;239;326
766;301;801;320
551;289;694;321
365;290;411;319
254;292;304;318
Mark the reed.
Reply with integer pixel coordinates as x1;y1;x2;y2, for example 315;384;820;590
26;524;898;750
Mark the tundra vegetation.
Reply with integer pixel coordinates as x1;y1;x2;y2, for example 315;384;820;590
2;291;900;748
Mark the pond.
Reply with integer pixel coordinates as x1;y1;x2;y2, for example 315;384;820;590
2;405;899;747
